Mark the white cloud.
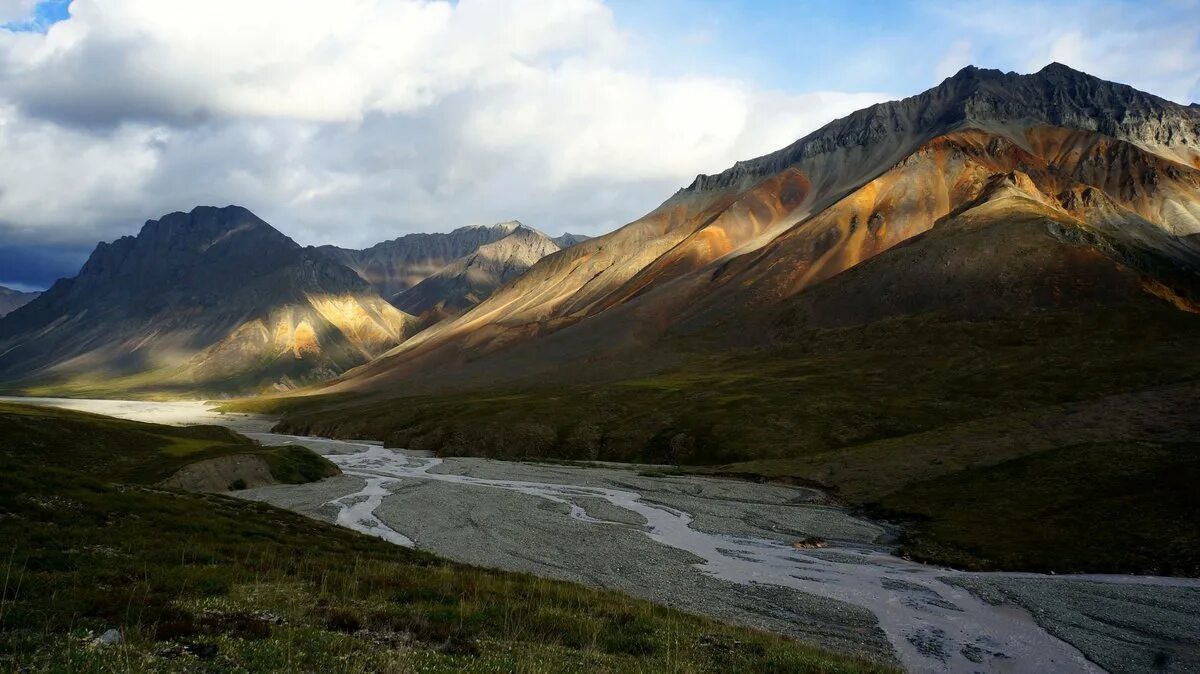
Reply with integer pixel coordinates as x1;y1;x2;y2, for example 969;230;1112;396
0;103;161;242
0;0;37;23
0;0;888;262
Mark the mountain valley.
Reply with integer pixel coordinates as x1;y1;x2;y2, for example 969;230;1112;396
226;64;1200;576
3;59;1200;674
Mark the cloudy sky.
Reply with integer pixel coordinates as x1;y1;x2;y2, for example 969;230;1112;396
0;0;1197;290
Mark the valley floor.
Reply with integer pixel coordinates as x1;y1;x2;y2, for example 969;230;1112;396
7;396;1199;674
0;397;881;674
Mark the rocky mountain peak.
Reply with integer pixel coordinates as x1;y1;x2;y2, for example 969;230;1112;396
1037;61;1079;75
684;63;1200;194
552;233;592;248
391;224;561;317
322;221;530;298
134;205;294;255
0;206;413;394
444;220;522;238
944;64;1008;82
14;205;338;327
77;205;298;284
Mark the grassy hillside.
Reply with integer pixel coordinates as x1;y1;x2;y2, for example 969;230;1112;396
236;305;1200;574
0;402;337;485
0;403;890;672
250;306;1200;462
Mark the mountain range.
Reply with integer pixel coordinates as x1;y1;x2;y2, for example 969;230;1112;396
2;62;1198;421
318;222;525;299
0;209;578;396
392;224;563;320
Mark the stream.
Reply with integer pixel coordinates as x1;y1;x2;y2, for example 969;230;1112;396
259;435;1132;674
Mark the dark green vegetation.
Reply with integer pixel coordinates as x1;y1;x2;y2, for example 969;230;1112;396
239;304;1200;575
0;403;890;672
258;446;341;486
252;306;1200;464
875;441;1200;576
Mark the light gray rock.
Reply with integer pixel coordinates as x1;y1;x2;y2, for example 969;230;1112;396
551;233;592;248
94;628;122;646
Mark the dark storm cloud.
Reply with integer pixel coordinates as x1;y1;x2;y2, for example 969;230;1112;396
0;242;91;290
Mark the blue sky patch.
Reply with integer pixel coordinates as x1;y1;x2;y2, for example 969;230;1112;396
4;0;71;33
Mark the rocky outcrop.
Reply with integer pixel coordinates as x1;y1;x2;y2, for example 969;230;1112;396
684;63;1200;194
0;286;39;318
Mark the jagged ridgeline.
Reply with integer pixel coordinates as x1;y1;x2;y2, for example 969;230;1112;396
317;221;527;299
392;225;563;319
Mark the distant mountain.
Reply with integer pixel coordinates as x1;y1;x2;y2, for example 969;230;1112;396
552;233;592;248
319;222;521;298
0;206;416;396
0;286;39;318
393;225;561;318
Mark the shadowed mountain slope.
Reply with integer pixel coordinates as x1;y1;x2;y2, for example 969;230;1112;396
0;206;417;396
